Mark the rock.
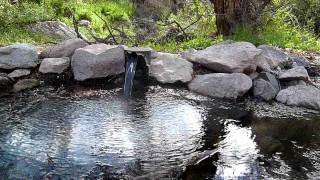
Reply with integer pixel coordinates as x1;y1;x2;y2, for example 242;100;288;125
78;20;91;27
39;39;88;59
276;85;320;110
71;44;125;81
289;54;311;68
8;69;31;79
282;80;307;88
257;45;292;69
150;53;193;83
29;21;77;40
13;79;40;92
0;44;38;69
257;72;280;93
0;74;13;88
39;57;70;74
188;73;252;99
182;42;260;74
253;78;277;101
279;66;310;81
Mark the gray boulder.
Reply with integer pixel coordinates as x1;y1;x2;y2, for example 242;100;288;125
0;44;38;69
276;85;320;110
253;78;277;101
39;39;88;59
279;66;310;81
289;54;311;68
188;73;252;99
150;53;193;83
257;72;280;93
39;57;70;74
0;74;13;88
13;79;40;92
8;69;31;79
29;21;77;40
257;45;292;69
71;44;125;81
182;42;261;74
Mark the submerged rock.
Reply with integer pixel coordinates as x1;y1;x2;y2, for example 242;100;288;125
276;85;320;110
279;66;310;81
188;73;252;99
257;45;292;69
13;79;40;92
8;69;31;79
39;39;88;59
0;44;38;69
29;21;78;40
150;53;193;83
71;44;125;81
253;78;278;101
182;42;260;74
39;57;70;74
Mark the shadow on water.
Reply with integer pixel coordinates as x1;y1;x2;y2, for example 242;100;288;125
0;86;319;179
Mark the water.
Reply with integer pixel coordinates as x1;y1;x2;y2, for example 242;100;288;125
124;53;138;97
0;85;319;179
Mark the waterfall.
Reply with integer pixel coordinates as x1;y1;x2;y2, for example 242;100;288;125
124;52;138;97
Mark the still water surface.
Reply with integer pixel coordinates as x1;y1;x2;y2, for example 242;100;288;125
0;86;319;179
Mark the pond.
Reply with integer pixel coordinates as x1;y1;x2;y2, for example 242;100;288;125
0;85;319;179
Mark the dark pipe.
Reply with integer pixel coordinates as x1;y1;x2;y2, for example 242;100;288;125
124;52;138;97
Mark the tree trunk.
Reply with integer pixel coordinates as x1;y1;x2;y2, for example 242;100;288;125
210;0;270;36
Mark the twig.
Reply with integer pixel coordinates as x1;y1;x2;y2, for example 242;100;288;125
71;12;91;44
94;12;118;44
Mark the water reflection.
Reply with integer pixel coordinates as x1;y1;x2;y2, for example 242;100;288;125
0;86;319;179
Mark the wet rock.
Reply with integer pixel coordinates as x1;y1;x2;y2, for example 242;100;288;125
29;21;77;40
150;53;193;83
276;85;320;110
182;42;260;74
39;39;88;59
257;45;292;69
39;57;70;74
0;73;14;94
71;44;125;81
0;44;38;69
188;73;252;99
257;72;280;93
13;79;40;92
279;66;310;81
8;69;31;79
253;78;277;101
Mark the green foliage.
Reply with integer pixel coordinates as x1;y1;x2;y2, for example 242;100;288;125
0;25;56;45
231;3;320;52
145;36;223;53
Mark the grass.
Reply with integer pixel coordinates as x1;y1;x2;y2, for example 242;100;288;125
1;0;320;53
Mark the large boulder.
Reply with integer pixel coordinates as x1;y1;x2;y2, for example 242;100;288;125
13;79;40;92
182;42;261;74
29;21;78;40
279;66;310;81
276;85;320;110
39;39;88;59
39;57;70;74
71;44;125;81
253;78;278;101
257;45;292;69
150;53;193;83
188;73;252;99
0;44;38;69
8;69;31;79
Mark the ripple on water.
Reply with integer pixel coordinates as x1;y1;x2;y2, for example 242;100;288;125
0;86;319;179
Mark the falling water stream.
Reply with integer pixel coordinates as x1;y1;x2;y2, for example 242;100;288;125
124;53;138;97
0;85;319;179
